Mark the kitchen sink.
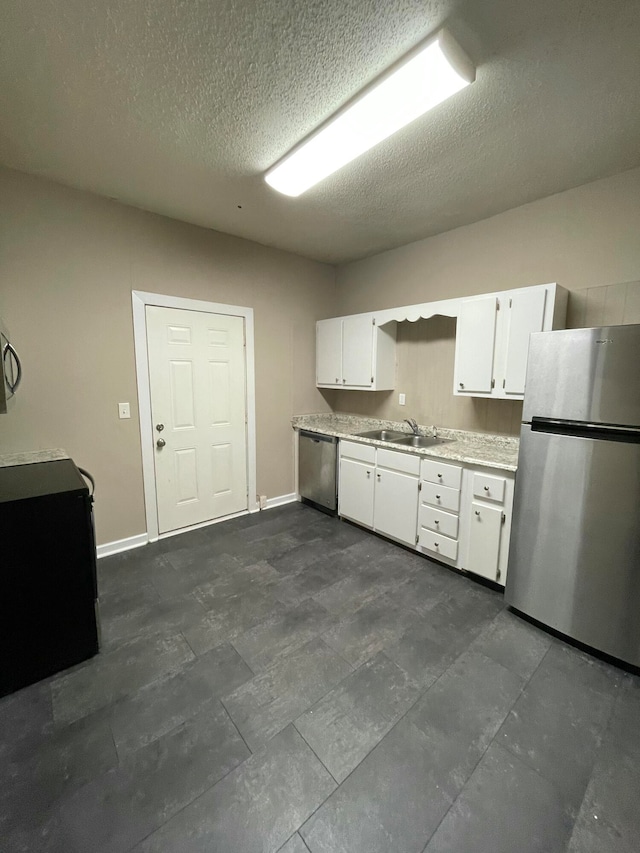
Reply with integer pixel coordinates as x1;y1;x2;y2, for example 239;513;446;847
394;435;453;448
355;429;408;442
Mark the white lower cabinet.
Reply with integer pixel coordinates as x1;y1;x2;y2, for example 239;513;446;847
373;453;420;547
465;502;503;580
338;442;375;528
417;458;463;567
459;466;515;585
339;443;419;545
338;440;515;586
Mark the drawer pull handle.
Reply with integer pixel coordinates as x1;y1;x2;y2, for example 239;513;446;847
484;486;490;491
475;510;480;516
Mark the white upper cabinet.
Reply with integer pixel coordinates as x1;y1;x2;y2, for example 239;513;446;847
316;318;343;385
342;315;374;386
318;282;565;397
454;296;498;394
453;283;567;400
502;287;547;396
316;316;396;390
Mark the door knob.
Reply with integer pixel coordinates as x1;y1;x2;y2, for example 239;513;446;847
156;438;166;448
156;423;164;432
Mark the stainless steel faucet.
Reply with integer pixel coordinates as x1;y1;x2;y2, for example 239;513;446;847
404;418;419;435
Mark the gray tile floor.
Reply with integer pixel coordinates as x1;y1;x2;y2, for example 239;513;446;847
2;502;639;852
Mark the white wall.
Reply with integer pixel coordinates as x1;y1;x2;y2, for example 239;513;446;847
327;167;640;434
0;167;336;545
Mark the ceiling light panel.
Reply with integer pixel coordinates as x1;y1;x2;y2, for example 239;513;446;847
265;28;475;197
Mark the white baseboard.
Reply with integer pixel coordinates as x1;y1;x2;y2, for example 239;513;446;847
264;493;298;509
96;533;148;559
97;496;298;557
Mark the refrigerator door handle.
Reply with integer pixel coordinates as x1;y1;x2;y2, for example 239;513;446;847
3;342;22;396
531;417;640;443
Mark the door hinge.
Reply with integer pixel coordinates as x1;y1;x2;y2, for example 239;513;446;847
496;567;502;580
496;299;500;311
372;318;376;325
501;512;506;524
491;378;495;389
415;534;419;545
371;376;374;384
509;298;512;308
418;481;422;492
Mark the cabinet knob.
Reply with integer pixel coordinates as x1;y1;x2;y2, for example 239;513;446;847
475;510;480;516
437;473;442;478
434;542;439;547
484;485;489;491
459;382;464;388
342;378;346;384
366;470;370;477
377;473;381;480
335;378;339;383
436;494;441;499
434;519;439;524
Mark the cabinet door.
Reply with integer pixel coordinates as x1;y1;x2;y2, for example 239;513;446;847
466;501;503;581
453;296;498;394
502;288;547;395
374;467;419;546
342;315;374;387
316;319;343;386
339;457;375;528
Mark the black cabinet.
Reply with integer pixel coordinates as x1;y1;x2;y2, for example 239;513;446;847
0;459;100;697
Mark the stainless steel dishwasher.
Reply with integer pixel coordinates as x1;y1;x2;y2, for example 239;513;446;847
298;430;338;515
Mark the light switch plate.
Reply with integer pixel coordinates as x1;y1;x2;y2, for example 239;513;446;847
118;402;131;419
399;393;406;406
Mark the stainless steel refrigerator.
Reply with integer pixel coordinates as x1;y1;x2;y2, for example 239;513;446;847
506;324;640;667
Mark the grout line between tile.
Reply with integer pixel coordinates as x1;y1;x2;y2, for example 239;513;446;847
218;696;254;756
292;722;339;787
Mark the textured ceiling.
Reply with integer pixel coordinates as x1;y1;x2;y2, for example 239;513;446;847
1;0;640;263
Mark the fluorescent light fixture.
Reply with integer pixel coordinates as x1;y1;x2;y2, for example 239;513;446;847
265;28;475;197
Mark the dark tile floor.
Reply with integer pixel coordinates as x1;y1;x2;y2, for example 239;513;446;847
2;502;639;853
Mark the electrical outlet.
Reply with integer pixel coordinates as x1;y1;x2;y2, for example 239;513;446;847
118;402;131;419
398;393;406;406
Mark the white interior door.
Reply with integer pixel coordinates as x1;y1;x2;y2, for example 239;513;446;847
146;305;248;534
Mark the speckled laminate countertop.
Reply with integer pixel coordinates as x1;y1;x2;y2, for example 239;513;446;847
0;449;69;468
292;414;519;472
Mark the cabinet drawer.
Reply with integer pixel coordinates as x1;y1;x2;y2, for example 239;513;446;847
377;448;420;476
421;481;460;513
472;472;506;503
419;528;458;561
419;505;459;539
339;440;375;465
421;459;462;489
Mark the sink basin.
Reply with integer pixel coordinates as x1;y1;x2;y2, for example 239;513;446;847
355;429;408;442
394;435;453;449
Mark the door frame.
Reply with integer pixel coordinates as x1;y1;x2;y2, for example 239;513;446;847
132;290;258;542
